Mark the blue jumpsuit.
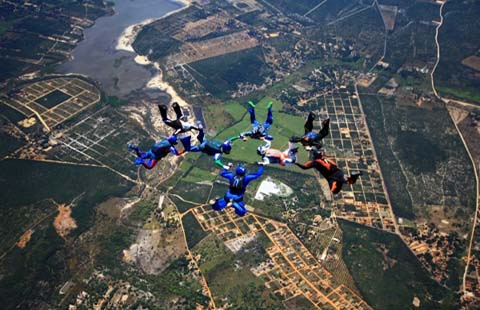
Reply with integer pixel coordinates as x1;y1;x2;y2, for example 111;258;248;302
241;104;273;140
130;139;182;169
183;129;240;169
212;165;264;216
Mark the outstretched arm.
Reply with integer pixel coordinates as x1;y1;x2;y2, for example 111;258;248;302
214;153;229;169
220;169;235;182
239;131;253;139
296;160;315;170
228;135;243;142
245;164;264;184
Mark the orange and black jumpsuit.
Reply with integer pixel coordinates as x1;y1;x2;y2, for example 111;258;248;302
296;157;347;194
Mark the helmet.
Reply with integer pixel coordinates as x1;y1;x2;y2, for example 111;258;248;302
257;145;267;156
236;165;246;176
222;140;232;154
312;148;325;159
167;135;178;144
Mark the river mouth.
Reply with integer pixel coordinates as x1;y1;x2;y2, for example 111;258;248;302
56;0;182;97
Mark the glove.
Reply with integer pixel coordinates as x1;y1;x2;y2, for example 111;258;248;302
127;143;137;150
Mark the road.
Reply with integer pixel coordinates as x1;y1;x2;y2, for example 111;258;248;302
429;0;480;296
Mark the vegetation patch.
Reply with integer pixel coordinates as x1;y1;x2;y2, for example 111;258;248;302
193;234;283;308
188;47;272;98
340;220;458;310
182;212;208;248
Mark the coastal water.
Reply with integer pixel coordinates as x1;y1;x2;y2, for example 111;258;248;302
57;0;182;97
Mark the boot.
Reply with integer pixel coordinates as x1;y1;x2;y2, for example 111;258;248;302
158;104;168;120
347;171;362;185
172;102;184;120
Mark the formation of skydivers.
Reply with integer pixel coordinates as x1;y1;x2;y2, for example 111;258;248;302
128;101;361;216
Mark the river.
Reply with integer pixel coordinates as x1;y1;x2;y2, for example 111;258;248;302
57;0;183;97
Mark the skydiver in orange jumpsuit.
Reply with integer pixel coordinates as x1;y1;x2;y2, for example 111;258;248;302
295;149;361;194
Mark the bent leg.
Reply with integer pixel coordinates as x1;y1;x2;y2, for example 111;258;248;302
330;180;343;194
265;104;273;125
172;102;183;119
304;112;316;134
197;129;205;143
142;159;158;170
248;105;256;125
318;118;330;140
158;104;168;120
212;197;228;211
233;201;247;216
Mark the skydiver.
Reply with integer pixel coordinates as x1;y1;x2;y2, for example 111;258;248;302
158;102;202;136
127;135;185;170
295;149;361;194
240;101;274;141
181;128;242;169
290;112;330;149
256;140;298;166
210;163;264;216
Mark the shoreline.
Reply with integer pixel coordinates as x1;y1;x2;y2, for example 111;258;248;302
117;0;193;109
116;0;192;52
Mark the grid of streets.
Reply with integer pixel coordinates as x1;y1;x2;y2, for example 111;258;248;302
307;88;396;232
190;205;373;310
0;77;100;130
52;107;142;180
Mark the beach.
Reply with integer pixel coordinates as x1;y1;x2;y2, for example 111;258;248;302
117;0;194;109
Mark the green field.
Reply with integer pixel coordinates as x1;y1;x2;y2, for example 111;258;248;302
340;220;458;310
182;212;208;248
214;98;307;164
436;1;480;104
188;46;272;98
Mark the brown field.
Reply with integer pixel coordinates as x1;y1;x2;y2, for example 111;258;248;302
461;55;480;72
378;5;398;31
172;13;233;41
16;230;33;248
53;204;77;238
170;31;259;64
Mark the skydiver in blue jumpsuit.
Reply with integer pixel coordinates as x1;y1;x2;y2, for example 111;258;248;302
127;135;185;170
210;164;264;216
240;101;274;141
290;112;330;149
181;128;242;169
